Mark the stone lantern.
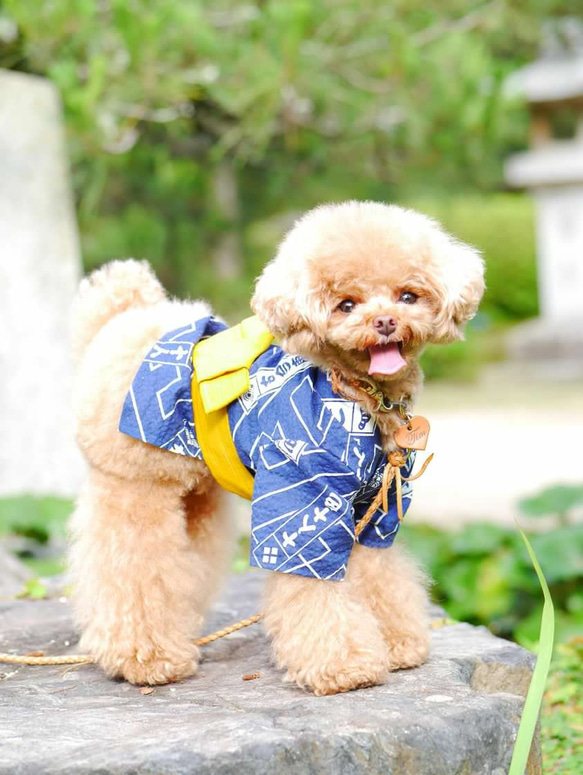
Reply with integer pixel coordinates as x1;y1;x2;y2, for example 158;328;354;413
504;20;583;377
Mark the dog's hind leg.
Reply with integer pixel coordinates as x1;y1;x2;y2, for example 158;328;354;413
69;470;216;685
182;484;234;617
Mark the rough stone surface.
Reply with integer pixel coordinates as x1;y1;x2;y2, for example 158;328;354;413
0;69;84;497
0;573;540;775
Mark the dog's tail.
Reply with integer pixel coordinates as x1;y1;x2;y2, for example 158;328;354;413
71;259;165;362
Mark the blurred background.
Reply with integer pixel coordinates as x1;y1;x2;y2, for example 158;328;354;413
0;2;581;768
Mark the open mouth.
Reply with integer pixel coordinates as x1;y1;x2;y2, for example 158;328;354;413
367;342;407;376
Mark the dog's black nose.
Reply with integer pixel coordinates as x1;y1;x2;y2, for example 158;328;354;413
373;316;397;337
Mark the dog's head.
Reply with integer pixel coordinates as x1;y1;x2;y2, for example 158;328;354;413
251;201;485;382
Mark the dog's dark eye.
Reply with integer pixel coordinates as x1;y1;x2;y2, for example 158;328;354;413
338;299;357;313
398;291;418;305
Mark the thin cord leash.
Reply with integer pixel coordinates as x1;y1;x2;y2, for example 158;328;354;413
0;452;432;668
0;614;266;666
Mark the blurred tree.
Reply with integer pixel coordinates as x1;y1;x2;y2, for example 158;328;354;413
0;0;578;316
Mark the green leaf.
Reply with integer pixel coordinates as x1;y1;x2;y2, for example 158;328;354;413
0;496;73;542
439;557;482;620
474;551;512;621
21;557;66;577
17;578;48;600
530;526;583;584
566;591;583;614
450;522;512;556
401;524;451;575
518;484;583;519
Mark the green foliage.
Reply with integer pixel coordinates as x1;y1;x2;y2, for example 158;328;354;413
0;496;73;544
402;518;583;647
410;192;539;378
20;557;67;578
1;0;555;384
420;336;482;383
17;578;48;600
519;484;583;523
542;638;583;774
0;497;71;582
420;320;507;382
406;194;538;322
0;0;566;320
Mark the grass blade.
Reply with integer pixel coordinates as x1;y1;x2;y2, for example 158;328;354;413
508;525;555;775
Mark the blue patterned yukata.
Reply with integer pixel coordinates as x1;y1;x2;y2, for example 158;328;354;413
119;316;415;581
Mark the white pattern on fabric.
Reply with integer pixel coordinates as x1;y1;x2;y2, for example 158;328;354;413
119;317;415;581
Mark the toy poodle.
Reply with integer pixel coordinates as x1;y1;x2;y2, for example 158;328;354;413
68;201;484;695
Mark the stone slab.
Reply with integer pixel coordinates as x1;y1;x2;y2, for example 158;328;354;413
0;70;84;497
0;573;539;775
505;55;583;104
505;145;583;187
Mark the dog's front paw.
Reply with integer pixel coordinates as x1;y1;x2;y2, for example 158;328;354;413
284;649;389;696
83;632;199;685
264;574;390;695
114;649;199;685
385;630;429;671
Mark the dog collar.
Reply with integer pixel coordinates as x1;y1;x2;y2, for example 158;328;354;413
330;370;411;417
356;376;411;416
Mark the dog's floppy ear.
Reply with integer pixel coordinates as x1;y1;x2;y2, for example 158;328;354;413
250;258;303;336
433;238;485;343
251;239;329;343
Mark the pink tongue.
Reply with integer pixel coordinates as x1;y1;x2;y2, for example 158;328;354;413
368;343;407;375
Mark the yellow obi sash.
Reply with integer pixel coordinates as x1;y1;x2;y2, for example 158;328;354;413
191;316;274;500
